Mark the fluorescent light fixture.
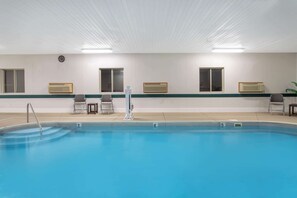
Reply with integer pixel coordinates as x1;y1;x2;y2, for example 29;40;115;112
212;48;244;53
81;48;113;53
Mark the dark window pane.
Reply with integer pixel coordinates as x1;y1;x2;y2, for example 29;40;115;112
113;69;124;92
101;69;112;92
212;69;223;91
4;70;14;93
200;69;210;92
0;69;4;93
16;70;25;92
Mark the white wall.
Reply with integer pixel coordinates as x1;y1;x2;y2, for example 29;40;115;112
295;54;297;84
0;53;296;113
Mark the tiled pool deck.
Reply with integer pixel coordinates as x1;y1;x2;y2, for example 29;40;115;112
0;112;297;128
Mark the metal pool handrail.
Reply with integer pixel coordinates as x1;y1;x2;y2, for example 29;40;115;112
27;103;43;135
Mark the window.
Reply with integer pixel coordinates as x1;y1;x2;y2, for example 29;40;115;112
0;69;25;93
199;68;223;92
100;68;124;92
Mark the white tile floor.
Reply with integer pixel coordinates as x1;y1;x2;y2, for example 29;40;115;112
0;112;297;128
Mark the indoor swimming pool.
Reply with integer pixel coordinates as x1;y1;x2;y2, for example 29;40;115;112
1;122;297;198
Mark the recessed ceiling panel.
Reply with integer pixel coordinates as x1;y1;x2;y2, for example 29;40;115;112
0;0;297;54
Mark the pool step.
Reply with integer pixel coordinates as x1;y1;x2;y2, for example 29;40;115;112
0;127;71;147
1;128;64;142
1;127;59;138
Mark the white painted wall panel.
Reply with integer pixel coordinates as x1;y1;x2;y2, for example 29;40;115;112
0;53;296;113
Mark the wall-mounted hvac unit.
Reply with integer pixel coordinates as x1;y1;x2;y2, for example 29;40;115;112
143;82;168;93
238;82;265;93
48;83;73;94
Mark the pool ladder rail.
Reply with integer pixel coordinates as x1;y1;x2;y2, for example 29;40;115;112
27;103;43;135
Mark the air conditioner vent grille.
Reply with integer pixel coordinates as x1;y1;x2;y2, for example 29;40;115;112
238;82;264;93
143;82;168;93
48;83;73;94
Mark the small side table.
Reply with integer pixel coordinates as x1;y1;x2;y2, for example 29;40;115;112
87;103;98;114
289;103;297;116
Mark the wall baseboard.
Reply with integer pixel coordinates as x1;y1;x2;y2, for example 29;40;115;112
0;97;294;113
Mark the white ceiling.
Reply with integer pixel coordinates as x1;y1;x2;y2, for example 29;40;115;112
1;0;297;54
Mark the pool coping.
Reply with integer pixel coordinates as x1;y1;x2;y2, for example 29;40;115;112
1;120;297;134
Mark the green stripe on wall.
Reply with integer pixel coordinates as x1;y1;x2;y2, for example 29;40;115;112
0;93;295;99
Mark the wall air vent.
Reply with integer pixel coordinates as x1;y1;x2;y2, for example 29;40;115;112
143;82;168;93
238;82;264;93
48;83;73;94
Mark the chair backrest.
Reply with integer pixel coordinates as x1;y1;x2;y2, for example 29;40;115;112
101;94;112;102
74;94;86;102
270;94;284;102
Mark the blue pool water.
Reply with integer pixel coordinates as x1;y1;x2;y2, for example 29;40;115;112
1;123;297;198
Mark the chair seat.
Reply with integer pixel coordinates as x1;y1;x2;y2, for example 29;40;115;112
270;102;284;105
101;102;112;104
74;102;86;104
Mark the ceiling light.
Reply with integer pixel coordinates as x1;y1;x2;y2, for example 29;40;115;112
81;48;113;53
212;48;244;53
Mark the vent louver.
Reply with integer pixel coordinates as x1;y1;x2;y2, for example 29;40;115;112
238;82;264;93
48;83;73;94
143;82;168;93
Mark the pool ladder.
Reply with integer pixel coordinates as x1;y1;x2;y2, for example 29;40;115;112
27;103;43;135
